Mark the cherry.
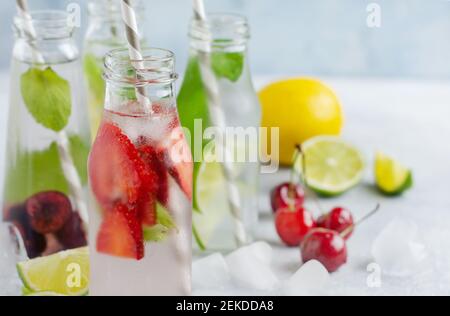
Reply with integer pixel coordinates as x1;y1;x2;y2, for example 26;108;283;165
301;228;347;273
317;207;354;240
275;206;315;247
271;182;305;213
301;204;381;273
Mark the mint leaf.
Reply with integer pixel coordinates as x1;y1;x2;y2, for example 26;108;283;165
3;135;90;204
156;203;177;230
177;57;211;214
143;225;170;243
83;54;105;104
21;67;72;132
211;52;244;82
143;203;177;242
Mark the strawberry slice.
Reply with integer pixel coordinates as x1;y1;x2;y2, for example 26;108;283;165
158;127;193;201
138;145;169;207
89;122;149;208
138;191;157;227
96;204;144;260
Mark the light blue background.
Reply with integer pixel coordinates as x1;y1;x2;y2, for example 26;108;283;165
0;0;449;78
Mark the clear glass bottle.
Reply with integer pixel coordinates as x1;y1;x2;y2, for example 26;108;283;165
88;48;192;296
83;0;145;138
178;14;261;252
1;10;90;294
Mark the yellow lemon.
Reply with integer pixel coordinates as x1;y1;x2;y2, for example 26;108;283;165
259;78;344;166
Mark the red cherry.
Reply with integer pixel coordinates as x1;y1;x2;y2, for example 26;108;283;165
301;228;347;273
317;207;354;240
271;182;305;213
275;207;315;247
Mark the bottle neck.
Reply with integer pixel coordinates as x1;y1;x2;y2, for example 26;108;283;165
103;48;178;114
86;0;144;44
189;13;250;54
13;10;77;64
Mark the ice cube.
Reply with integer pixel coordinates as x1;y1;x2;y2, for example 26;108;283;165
282;260;330;296
226;243;279;291
246;242;273;265
193;253;231;290
371;218;429;277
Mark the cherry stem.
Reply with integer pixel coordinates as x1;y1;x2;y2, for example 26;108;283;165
341;203;381;238
288;148;302;211
294;144;325;215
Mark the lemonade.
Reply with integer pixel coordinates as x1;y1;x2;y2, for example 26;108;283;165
178;14;261;251
88;48;192;296
1;10;90;295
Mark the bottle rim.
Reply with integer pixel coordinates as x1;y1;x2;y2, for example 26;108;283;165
14;10;74;40
189;13;250;48
87;0;145;21
104;47;178;87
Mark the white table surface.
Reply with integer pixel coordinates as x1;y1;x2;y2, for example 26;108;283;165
1;73;450;296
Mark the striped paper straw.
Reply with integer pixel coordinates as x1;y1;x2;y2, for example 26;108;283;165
120;0;151;112
16;0;45;64
15;0;89;224
120;0;190;295
192;0;248;246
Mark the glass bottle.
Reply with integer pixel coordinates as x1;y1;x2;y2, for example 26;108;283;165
1;10;90;294
178;14;261;252
83;0;145;138
88;48;192;296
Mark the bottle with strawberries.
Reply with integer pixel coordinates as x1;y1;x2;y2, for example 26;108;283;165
88;48;192;296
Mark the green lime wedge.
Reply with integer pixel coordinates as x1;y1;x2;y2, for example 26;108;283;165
295;136;365;196
25;292;67;296
17;247;89;296
193;140;250;249
375;152;413;196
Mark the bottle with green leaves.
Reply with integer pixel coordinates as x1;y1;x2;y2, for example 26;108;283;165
178;14;261;252
1;9;90;291
83;0;145;138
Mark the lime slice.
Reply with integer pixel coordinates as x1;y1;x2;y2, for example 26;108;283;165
193;140;252;249
25;292;67;296
375;152;413;196
17;247;89;296
295;136;365;196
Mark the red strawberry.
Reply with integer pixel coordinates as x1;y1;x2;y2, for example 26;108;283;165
97;204;144;260
158;127;193;200
137;145;168;205
89;122;149;208
138;192;157;227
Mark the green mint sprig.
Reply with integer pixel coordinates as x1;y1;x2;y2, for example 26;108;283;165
21;67;72;132
211;52;245;82
143;203;178;242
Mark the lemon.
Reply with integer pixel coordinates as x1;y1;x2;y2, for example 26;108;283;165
295;136;365;196
17;247;89;296
375;152;413;196
259;78;344;166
